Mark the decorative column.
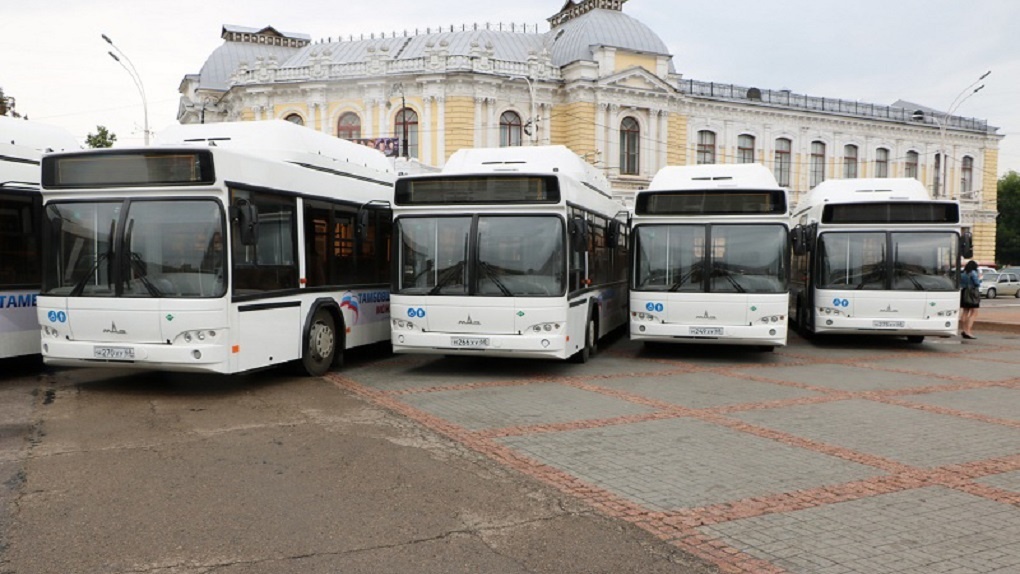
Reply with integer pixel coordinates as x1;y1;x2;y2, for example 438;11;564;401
436;96;447;165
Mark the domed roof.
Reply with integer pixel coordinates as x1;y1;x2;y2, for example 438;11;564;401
548;6;672;68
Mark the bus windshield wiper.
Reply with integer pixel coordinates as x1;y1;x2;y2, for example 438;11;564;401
901;272;927;291
669;264;702;291
69;252;110;297
715;269;746;293
428;261;466;295
479;261;512;296
128;252;163;297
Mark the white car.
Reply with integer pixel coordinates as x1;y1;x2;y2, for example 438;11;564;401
980;272;1020;299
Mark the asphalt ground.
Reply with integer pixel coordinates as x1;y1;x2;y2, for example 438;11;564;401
2;312;1020;573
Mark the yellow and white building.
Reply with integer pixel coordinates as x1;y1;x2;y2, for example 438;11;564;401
178;0;1003;262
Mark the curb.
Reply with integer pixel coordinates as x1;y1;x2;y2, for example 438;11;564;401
973;321;1020;335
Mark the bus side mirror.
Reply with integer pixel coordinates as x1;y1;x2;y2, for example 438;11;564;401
961;231;974;259
569;216;589;252
791;226;807;255
356;209;370;241
234;200;259;246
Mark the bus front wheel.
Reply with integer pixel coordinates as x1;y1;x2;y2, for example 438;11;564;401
571;311;597;364
303;308;337;376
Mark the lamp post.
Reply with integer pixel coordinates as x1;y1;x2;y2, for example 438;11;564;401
935;70;990;198
102;34;150;145
510;76;538;145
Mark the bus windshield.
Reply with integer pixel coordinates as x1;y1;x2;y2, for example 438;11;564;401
396;215;564;297
634;224;787;293
817;231;958;291
43;199;226;298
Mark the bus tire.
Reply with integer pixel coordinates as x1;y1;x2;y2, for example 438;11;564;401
906;335;925;344
571;310;597;364
302;308;337;376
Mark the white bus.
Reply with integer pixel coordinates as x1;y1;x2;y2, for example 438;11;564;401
390;146;628;362
37;120;395;375
630;164;791;350
789;178;969;343
0;116;79;359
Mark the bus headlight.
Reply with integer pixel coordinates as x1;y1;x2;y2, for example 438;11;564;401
391;318;420;331
818;307;846;317
757;315;785;324
527;322;563;333
175;330;221;344
42;325;61;338
936;309;958;317
631;312;660;323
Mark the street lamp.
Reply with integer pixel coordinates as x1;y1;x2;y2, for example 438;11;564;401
935;70;990;198
510;76;538;145
102;34;150;145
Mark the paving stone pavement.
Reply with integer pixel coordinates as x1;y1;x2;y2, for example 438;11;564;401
328;330;1020;574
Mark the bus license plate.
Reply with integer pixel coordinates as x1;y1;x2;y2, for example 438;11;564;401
450;337;489;348
93;346;135;360
689;327;724;336
872;320;905;328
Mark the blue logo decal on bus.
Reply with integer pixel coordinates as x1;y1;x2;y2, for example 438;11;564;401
408;307;426;319
48;311;57;322
646;302;655;312
655;303;664;312
416;308;426;319
833;298;850;308
341;292;361;324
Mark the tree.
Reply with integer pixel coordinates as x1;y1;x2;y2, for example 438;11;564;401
86;126;117;148
995;171;1020;265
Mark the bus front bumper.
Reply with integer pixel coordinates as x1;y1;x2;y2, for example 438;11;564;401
811;317;958;337
40;338;231;374
391;331;573;360
630;322;788;347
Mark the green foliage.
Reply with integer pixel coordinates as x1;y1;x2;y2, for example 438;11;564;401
85;126;117;148
996;171;1020;265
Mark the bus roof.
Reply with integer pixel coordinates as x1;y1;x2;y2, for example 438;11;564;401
0;116;80;153
646;163;782;192
441;145;611;193
156;120;393;176
796;178;931;210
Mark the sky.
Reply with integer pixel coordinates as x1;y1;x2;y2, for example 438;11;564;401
2;0;1018;175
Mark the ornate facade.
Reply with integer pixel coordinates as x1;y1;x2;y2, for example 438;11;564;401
178;0;1003;262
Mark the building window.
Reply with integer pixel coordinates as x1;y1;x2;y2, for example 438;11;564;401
500;111;523;147
394;108;418;159
905;151;919;179
810;141;826;188
697;130;716;165
737;134;755;164
962;156;974;194
337;112;361;140
843;145;858;179
620;117;640;175
875;148;889;178
774;138;791;187
284;113;304;126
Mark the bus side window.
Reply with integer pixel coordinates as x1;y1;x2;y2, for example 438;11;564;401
231;190;298;294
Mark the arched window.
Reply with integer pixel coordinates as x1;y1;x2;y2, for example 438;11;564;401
394;108;418;159
843;145;858;179
500;111;522;147
810;141;826;188
875;148;889;178
337;112;361;140
737;134;755;164
962;156;974;194
620;117;640;175
905;151;919;180
697;130;716;165
775;137;791;186
284;113;304;126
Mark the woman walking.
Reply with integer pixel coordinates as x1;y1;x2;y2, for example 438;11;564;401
960;260;981;339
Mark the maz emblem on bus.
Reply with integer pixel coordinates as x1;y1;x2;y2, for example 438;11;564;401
103;322;127;335
696;311;717;321
458;315;481;326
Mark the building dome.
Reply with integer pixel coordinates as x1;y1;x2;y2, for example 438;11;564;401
547;0;672;68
